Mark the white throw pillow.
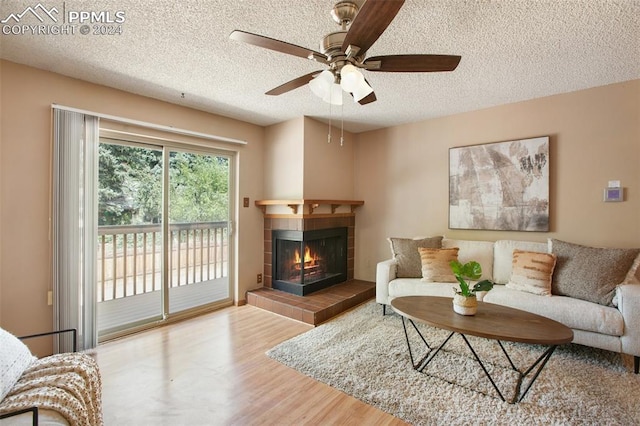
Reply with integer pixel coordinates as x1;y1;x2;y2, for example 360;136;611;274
442;239;495;281
0;328;36;401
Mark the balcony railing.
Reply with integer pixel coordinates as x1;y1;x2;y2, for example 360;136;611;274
97;222;228;302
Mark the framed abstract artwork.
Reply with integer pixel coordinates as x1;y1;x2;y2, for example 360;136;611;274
449;136;550;231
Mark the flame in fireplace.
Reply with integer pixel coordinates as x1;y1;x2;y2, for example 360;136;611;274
294;246;318;266
290;245;323;280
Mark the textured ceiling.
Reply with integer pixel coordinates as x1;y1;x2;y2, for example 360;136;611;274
1;0;639;133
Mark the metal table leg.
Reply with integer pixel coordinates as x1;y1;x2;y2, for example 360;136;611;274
460;333;558;403
400;317;455;371
398;316;560;404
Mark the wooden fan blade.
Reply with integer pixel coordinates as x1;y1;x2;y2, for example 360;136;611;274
342;0;405;57
230;30;329;64
358;91;377;105
364;54;461;72
265;71;323;96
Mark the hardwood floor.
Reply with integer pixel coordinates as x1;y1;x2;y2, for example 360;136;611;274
95;304;407;425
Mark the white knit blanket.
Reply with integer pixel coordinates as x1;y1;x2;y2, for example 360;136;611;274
0;353;103;425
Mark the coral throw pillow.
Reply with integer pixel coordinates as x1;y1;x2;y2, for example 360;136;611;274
419;247;459;282
506;249;557;296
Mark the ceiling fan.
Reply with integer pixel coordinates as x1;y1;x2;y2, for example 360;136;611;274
229;0;461;106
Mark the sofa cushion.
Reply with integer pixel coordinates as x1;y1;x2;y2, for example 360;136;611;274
550;239;640;306
419;247;458;282
442;239;494;281
389;279;457;299
483;285;624;336
388;236;443;278
506;250;557;296
493;240;548;284
0;328;36;401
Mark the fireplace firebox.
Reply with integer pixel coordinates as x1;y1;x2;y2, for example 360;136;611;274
272;227;348;296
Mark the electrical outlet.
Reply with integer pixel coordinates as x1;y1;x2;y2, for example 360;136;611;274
257;273;263;284
243;197;250;207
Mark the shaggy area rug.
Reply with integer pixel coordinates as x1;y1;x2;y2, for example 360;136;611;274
266;301;640;425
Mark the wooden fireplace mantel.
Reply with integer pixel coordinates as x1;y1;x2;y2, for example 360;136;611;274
255;199;364;218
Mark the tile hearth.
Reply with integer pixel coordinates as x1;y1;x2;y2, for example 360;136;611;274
247;279;375;325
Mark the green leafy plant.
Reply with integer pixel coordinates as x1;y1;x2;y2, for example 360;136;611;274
449;260;494;297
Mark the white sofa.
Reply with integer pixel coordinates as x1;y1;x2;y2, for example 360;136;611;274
376;237;640;373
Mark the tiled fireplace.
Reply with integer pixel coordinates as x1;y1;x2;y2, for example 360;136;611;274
264;215;355;292
249;199;373;325
272;226;348;296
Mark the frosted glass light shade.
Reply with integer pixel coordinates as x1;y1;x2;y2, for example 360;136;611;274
352;79;373;102
340;64;364;92
309;70;334;99
323;83;343;105
317;69;334;83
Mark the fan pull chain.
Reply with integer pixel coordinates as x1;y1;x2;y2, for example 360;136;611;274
328;94;333;143
340;101;344;146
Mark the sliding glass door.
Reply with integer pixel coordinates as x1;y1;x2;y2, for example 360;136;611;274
96;139;232;337
167;150;230;314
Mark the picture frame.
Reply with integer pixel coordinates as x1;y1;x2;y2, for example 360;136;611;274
449;136;550;231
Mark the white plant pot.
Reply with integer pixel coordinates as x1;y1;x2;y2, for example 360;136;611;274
453;293;478;316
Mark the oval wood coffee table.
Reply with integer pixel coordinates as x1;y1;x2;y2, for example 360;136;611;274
391;295;574;404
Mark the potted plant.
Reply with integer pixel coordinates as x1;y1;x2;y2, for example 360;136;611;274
449;260;494;316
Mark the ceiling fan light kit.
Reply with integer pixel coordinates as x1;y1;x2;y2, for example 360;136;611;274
230;0;461;106
308;64;372;105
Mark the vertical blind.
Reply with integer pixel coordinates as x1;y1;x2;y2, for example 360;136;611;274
52;108;99;351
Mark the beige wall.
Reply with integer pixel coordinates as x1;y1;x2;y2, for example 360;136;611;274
303;117;355;200
353;80;640;281
0;60;266;336
263;117;304;199
2;58;639;335
263;116;355;202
